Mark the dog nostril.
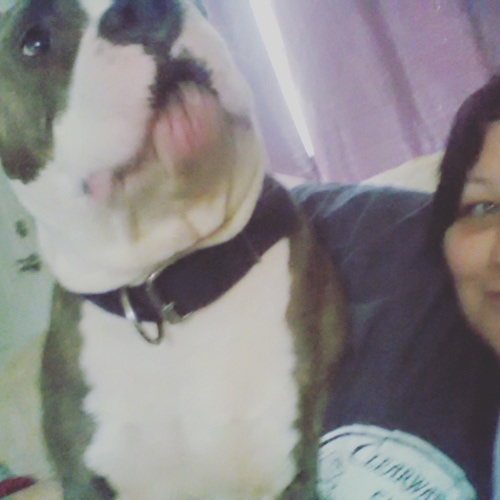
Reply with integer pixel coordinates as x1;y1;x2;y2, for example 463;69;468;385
117;5;138;30
98;0;183;47
99;4;139;40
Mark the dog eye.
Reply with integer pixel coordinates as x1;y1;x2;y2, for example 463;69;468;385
21;26;51;57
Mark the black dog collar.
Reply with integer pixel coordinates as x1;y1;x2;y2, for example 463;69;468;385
83;176;300;344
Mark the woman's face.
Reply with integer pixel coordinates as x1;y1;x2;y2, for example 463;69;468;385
444;121;500;356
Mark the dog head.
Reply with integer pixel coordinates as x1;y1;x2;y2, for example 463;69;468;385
0;0;266;292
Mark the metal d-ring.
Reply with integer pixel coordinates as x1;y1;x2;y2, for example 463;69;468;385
120;288;165;345
145;267;189;324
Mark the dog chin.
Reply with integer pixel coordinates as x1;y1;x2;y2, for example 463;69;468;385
83;83;229;204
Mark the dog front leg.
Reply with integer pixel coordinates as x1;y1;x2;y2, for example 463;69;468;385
60;476;116;500
279;476;318;500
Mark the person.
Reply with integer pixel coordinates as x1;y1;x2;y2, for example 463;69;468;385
432;74;500;358
293;183;498;499
292;75;500;499
431;73;500;499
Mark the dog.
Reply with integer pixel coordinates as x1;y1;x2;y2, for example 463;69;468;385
0;0;346;497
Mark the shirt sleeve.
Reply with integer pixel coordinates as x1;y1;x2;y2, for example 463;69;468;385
293;183;500;500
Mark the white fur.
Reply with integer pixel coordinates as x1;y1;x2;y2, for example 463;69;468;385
80;240;299;499
79;0;112;19
54;29;155;181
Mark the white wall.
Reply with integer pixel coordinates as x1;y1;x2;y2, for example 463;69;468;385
0;171;53;369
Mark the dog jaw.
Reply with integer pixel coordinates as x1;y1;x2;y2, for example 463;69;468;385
7;1;266;293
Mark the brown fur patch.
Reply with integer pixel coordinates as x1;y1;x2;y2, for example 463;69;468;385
283;208;348;497
0;0;85;182
41;285;107;497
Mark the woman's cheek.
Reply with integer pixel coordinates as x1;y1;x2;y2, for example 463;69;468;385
443;223;483;317
444;222;500;355
444;224;473;281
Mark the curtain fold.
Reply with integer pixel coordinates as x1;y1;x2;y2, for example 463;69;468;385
465;0;500;71
203;0;318;181
205;0;492;183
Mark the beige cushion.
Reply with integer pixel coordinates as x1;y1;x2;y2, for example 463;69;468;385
362;151;442;193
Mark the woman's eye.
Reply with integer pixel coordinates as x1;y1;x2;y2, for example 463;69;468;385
21;26;51;57
459;201;500;218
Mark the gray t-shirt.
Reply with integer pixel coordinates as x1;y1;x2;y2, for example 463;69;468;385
294;184;500;499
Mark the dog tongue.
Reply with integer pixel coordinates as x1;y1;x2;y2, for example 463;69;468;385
85;86;221;201
153;85;222;166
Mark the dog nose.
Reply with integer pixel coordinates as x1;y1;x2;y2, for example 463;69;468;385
99;0;182;46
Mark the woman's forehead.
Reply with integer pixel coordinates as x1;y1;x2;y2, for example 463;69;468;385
465;123;500;187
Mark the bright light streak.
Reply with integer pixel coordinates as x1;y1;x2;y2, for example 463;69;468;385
249;0;315;158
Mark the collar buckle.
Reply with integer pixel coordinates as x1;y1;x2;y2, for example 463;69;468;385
145;266;190;324
120;267;190;345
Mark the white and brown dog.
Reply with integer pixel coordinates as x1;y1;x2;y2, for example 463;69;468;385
0;1;346;498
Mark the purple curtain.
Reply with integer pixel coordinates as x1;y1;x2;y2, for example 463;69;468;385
203;1;493;183
202;1;315;181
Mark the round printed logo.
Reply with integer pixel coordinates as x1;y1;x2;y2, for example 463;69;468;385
318;424;476;499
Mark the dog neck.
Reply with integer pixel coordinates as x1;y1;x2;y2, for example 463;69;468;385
83;176;300;343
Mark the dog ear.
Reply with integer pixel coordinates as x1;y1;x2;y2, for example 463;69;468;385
193;0;208;17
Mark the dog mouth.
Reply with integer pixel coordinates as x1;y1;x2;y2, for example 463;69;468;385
83;59;220;202
152;57;213;110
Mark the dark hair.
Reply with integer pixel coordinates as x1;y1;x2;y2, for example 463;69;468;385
431;74;500;245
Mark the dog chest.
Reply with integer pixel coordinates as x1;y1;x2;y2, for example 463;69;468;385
78;240;300;498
